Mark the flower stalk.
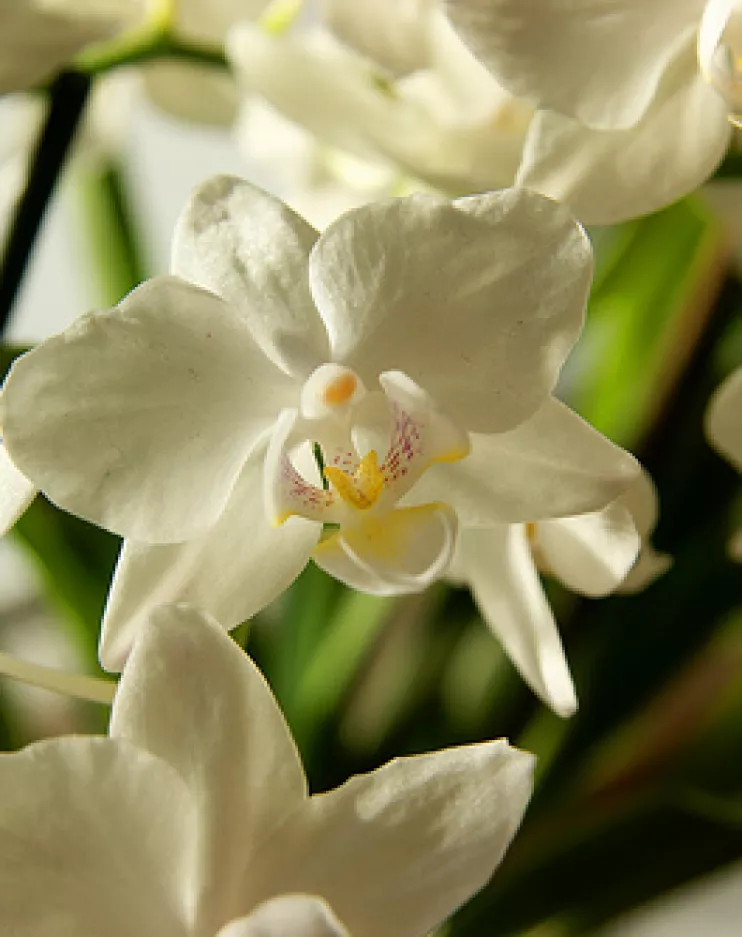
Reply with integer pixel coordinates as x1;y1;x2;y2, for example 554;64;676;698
0;70;91;334
0;650;116;704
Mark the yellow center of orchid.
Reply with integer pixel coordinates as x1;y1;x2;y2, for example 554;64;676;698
324;450;385;510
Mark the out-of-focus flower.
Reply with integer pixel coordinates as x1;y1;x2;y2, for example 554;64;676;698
235;98;401;229
451;471;669;716
1;176;638;672
229;9;534;198
141;0;275;125
706;365;742;558
229;0;733;223
0;0;147;93
0;443;37;537
0;602;535;937
443;0;734;222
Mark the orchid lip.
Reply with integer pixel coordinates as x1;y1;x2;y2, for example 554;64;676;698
265;370;469;592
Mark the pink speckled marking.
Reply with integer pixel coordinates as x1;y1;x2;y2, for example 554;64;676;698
279;451;333;520
329;446;358;470
381;398;423;486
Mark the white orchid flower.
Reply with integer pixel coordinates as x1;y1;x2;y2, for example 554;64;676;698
0;0;147;93
228;14;535;198
1;176;638;671
452;471;669;716
706;365;742;558
141;0;277;125
235;98;401;230
443;0;739;222
0;602;535;937
323;0;437;78
230;0;734;224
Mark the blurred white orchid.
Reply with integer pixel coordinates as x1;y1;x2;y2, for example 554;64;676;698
235;98;401;230
706;365;742;558
452;471;670;716
443;0;736;223
229;9;534;199
1;176;638;672
228;0;735;223
0;602;535;936
141;0;277;124
617;470;673;593
0;0;282;127
0;0;147;93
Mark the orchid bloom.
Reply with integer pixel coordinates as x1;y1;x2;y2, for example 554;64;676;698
443;0;738;223
1;176;638;673
141;0;278;125
706;365;742;559
228;9;536;198
452;471;670;716
235;99;402;231
0;602;535;936
230;0;733;224
0;0;147;93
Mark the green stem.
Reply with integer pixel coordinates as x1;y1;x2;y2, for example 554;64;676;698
0;71;91;333
78;33;228;77
76;160;147;304
291;588;396;762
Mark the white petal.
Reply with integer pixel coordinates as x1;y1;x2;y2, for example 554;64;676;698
323;0;435;75
393;75;530;193
228;26;404;165
310;188;591;432
174;0;271;43
424;9;521;125
312;503;457;594
142;61;239;125
376;370;469;507
0;442;36;534
3;276;294;543
172;176;329;377
443;0;704;129
100;441;319;672
614;470;672;592
248;739;534;937
698;0;742;117
412;397;639;525
706;366;742;471
231;24;525;194
264;409;337;526
219;896;349;937
618;545;673;593
517;37;731;226
0;1;144;93
457;525;577;717
110;605;308;936
0;736;194;937
618;468;663;540
537;502;641;597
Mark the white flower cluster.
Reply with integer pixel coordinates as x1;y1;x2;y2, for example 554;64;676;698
2;0;742;933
